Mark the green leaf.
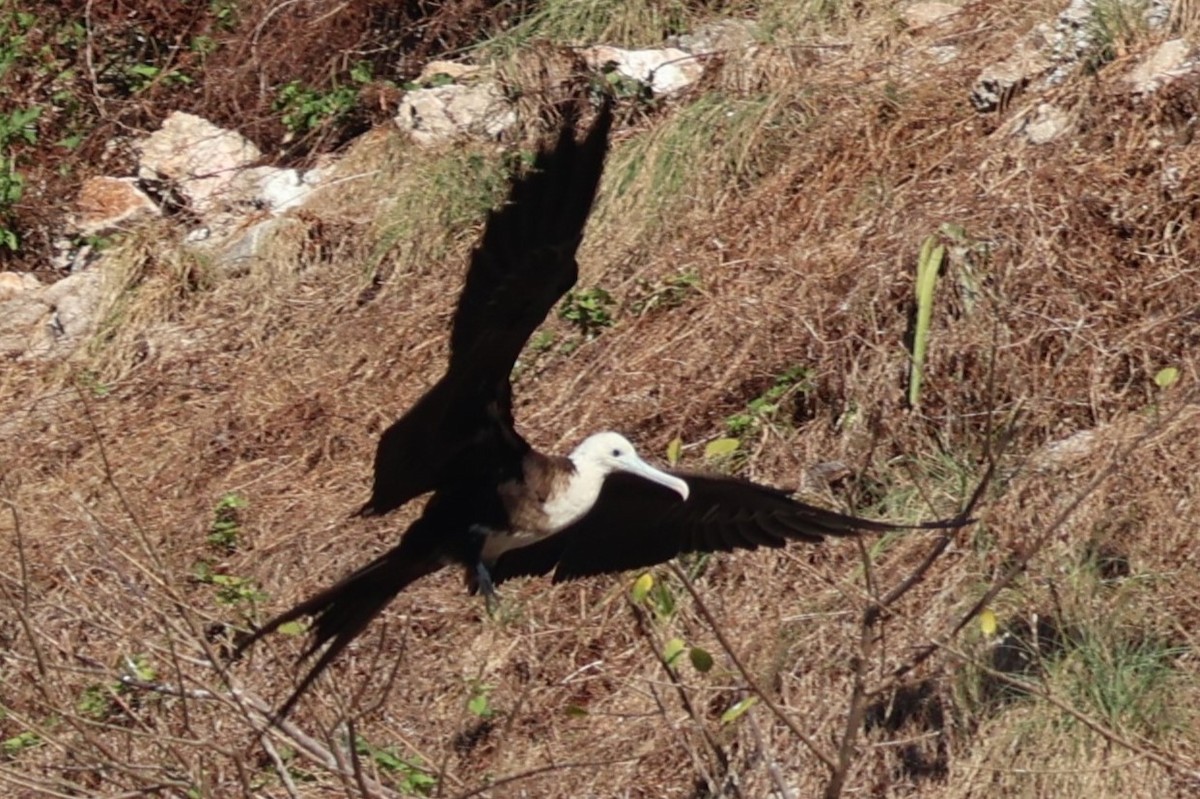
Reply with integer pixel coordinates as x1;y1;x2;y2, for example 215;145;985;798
1154;366;1179;389
663;637;686;665
277;620;306;636
467;694;490;717
720;696;758;725
704;438;740;459
979;608;998;637
2;731;40;755
909;235;944;407
630;573;654;603
689;647;714;673
564;704;588;718
666;436;682;466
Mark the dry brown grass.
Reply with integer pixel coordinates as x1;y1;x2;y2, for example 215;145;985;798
3;2;1200;797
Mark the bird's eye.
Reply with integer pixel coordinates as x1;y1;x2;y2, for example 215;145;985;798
611;448;621;457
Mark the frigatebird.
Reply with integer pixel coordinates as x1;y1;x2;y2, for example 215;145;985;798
237;99;966;718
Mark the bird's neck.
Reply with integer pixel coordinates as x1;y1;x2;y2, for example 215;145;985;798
541;457;606;532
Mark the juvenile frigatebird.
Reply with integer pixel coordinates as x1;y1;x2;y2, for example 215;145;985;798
237;99;966;718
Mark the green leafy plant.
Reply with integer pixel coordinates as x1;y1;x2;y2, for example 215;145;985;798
632;574;714;674
275;62;372;135
528;330;556;353
724;365;813;437
665;436;683;466
631;271;700;315
355;737;437;795
1;730;39;757
0;106;40;251
720;696;758;725
704;437;739;460
559;287;614;337
466;680;496;719
1154;366;1179;389
192;561;265;607
78;655;156;720
207;493;247;552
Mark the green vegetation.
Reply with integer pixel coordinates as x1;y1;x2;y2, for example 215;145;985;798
376;146;515;274
725;365;813;438
193;561;266;608
466;679;496;719
630;271;700;315
481;0;698;54
207;493;248;552
355;737;437;795
1;730;40;757
607;92;807;240
909;235;944;407
632;573;715;676
77;656;156;721
1085;0;1152;71
1063;633;1184;733
559;286;615;336
0;106;39;250
275;62;374;135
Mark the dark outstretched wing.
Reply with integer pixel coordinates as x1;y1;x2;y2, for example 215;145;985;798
450;98;613;382
361;100;613;517
490;471;966;583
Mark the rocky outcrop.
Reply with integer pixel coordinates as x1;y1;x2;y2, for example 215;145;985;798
0;269;104;359
6;7;1196;365
395;79;517;145
581;46;704;96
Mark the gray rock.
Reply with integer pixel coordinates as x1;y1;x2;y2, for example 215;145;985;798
1025;103;1071;144
0;271;41;301
395;81;517;146
669;19;758;55
0;268;105;360
582;46;704;96
1129;39;1196;94
138;111;262;214
902;2;961;28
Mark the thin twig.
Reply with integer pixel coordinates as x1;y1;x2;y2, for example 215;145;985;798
119;677;399;797
628;593;729;785
746;707;794;799
448;755;643;799
667;562;838;772
261;736;302;799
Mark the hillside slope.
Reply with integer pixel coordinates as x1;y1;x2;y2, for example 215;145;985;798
2;2;1198;797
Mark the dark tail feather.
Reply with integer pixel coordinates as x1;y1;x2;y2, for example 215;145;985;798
235;546;440;721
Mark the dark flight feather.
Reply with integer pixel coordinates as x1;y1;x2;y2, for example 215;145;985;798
490;471;963;584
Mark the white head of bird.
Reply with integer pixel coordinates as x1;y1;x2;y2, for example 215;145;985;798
569;431;690;499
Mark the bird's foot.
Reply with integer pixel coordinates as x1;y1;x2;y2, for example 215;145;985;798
475;562;501;616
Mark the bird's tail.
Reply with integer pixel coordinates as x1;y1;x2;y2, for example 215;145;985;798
235;545;441;721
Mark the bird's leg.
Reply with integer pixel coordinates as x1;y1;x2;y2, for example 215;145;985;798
474;561;500;615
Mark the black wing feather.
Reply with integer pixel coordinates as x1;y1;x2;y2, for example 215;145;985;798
490;471;963;584
361;101;613;516
450;99;613;379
